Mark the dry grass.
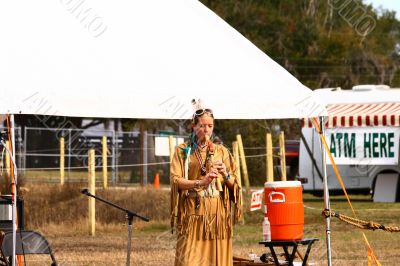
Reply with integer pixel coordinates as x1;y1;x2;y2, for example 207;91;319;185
22;170;134;184
22;184;169;228
13;184;400;265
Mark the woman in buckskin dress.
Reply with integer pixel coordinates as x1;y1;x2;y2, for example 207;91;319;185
170;106;242;266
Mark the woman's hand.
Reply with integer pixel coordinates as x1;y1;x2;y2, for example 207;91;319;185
201;168;218;187
212;160;228;177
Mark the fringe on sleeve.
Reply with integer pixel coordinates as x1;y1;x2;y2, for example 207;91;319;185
170;177;180;233
223;145;243;225
170;145;186;233
231;178;242;224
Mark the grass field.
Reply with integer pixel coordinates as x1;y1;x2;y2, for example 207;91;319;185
12;184;400;265
22;170;135;184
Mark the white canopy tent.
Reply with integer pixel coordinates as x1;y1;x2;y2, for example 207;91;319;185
0;0;325;119
0;1;327;265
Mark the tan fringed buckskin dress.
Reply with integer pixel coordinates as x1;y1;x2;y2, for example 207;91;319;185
170;142;242;266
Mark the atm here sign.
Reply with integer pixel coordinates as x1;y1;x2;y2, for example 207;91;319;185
325;127;399;165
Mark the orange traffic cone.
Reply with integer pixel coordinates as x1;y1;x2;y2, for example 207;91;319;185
154;172;160;189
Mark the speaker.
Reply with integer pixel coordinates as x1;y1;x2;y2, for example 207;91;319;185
0;195;24;230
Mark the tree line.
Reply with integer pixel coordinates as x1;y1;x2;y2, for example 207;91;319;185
201;0;400;89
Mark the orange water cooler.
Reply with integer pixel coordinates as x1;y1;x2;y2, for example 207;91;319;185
264;181;304;240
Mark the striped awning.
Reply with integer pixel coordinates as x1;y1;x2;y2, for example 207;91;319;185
302;102;400;128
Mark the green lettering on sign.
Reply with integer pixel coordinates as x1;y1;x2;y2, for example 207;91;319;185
388;132;395;158
380;133;387;157
330;133;336;157
372;133;379;157
364;133;371;158
344;133;356;158
336;133;343;157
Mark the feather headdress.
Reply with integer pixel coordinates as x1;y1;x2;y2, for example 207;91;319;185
191;98;203;111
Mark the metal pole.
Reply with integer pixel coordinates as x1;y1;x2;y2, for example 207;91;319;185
102;136;108;188
320;116;332;266
68;129;72;179
10;115;17;266
23;126;27;176
140;125;144;186
115;130;119;183
143;131;148;186
60;137;65;185
112;130;116;184
17;128;22;177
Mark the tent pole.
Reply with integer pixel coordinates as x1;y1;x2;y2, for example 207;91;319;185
10;114;18;266
320;116;332;266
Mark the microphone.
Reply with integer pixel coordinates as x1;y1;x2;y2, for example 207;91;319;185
81;188;89;195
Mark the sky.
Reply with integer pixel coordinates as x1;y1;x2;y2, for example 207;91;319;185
364;0;400;19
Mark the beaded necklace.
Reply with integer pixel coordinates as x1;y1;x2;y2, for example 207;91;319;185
194;148;209;176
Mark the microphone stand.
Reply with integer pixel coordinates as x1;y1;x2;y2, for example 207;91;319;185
81;189;150;266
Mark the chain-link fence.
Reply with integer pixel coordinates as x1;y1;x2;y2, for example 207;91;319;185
1;126;297;186
1;126;187;186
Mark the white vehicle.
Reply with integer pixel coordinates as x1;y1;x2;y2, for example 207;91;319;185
299;85;400;200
